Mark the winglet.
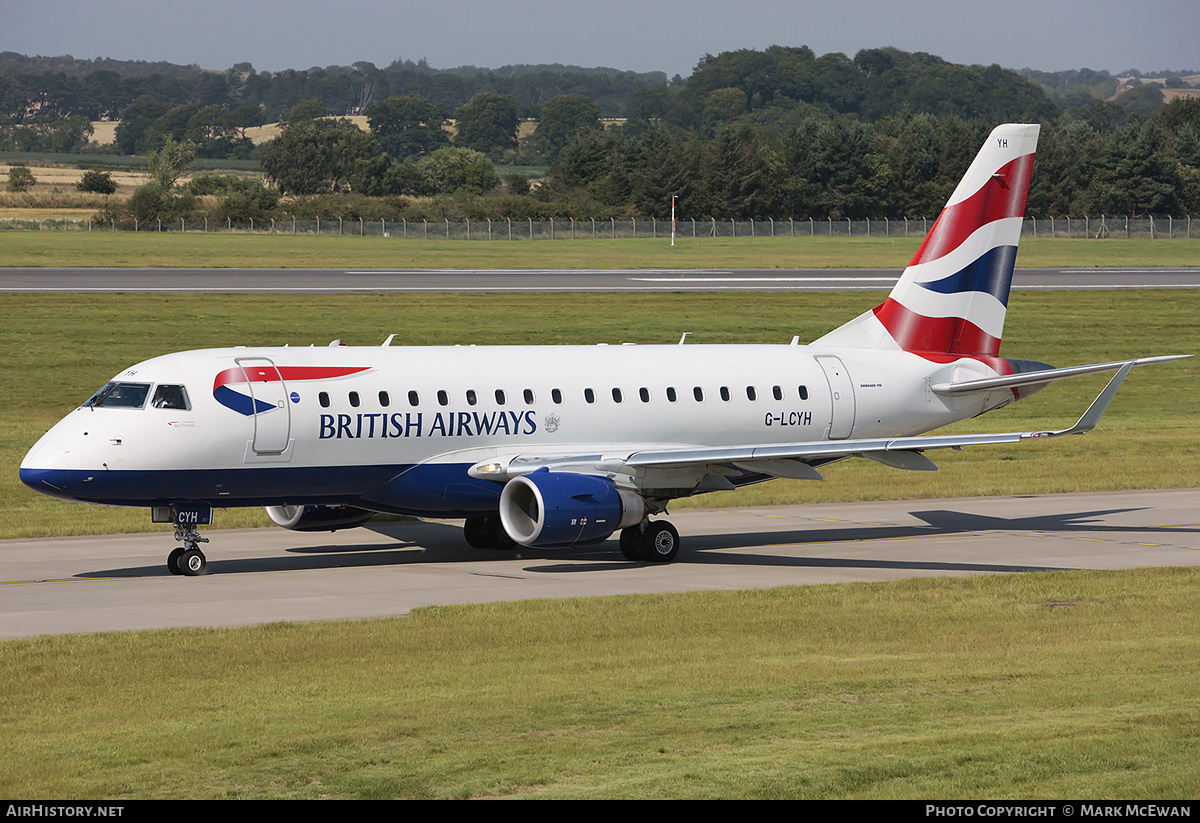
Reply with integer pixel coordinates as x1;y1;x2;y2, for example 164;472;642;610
1023;362;1133;439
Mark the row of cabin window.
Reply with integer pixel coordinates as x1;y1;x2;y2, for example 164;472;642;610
317;385;810;409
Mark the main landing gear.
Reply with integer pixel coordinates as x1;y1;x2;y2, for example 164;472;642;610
167;522;210;576
619;520;680;563
463;516;516;550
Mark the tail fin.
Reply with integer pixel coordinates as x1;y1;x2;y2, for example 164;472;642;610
814;123;1040;357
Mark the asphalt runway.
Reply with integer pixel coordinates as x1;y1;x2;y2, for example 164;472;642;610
3;488;1197;640
3;267;1200;292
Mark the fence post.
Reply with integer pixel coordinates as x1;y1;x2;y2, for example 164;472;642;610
612;217;616;238
445;218;450;239
317;217;320;235
550;217;554;240
360;217;364;236
632;218;636;238
466;219;470;241
592;217;596;239
529;217;533;240
488;218;492;240
865;217;870;237
652;217;656;238
571;218;576;239
731;218;735;237
508;218;512;240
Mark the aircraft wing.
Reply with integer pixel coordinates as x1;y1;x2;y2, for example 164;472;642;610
471;359;1151;484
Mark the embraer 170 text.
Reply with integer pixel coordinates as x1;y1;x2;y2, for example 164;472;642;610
21;124;1186;575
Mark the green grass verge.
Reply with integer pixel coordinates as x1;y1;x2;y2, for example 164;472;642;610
1;231;1199;269
3;568;1199;798
2;290;1197;539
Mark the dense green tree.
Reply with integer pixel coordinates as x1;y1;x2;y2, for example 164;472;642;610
534;94;602;161
367;95;449;160
261;118;387;195
114;94;172;154
415;147;500;194
452;92;519;155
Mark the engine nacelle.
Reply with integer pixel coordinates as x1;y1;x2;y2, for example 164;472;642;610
499;469;644;548
265;504;375;532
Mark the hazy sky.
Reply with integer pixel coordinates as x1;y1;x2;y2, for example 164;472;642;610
6;0;1197;77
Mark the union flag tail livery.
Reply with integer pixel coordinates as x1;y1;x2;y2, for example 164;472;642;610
815;124;1039;357
20;123;1186;577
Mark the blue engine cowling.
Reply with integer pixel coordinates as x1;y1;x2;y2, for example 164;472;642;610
499;469;645;548
265;504;376;532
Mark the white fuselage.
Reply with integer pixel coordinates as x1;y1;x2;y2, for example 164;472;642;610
20;342;1012;516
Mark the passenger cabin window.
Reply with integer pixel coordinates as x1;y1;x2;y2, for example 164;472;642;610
524;389;535;405
746;386;757;401
639;388;650;403
666;387;677;402
798;385;809;400
379;391;390;407
151;384;191;410
612;388;623;403
83;382;152;409
693;387;704;402
408;390;420;406
466;390;478;406
720;386;731;402
551;389;563;404
772;386;783;401
437;390;449;406
349;391;360;408
584;388;595;404
495;389;506;405
319;392;330;408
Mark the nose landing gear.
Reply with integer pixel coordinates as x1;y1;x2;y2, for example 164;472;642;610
154;506;212;576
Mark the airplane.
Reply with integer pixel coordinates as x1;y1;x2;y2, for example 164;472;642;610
20;123;1186;576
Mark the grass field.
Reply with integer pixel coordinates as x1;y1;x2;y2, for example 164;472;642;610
3;568;1199;798
1;231;1199;270
2;241;1198;798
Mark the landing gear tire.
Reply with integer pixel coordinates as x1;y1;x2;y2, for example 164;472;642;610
178;547;207;576
167;546;185;575
464;517;489;549
619;526;646;561
643;521;680;563
464;517;515;550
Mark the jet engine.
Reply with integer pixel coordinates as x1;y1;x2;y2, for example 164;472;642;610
499;468;644;548
265;504;376;532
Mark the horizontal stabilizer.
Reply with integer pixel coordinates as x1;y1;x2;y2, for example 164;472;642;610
932;355;1189;395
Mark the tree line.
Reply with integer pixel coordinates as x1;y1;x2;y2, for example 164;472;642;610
6;47;1199;223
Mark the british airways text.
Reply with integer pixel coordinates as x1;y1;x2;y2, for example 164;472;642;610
319;410;537;440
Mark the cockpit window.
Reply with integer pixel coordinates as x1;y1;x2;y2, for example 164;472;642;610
151;384;191;410
82;382;152;409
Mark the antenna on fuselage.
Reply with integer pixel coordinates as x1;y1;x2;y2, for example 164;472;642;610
382;334;395;347
679;332;690;345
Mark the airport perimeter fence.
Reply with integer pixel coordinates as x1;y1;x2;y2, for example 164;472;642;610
2;214;1196;240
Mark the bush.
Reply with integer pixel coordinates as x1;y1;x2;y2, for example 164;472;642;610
76;170;117;194
7;165;36;192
